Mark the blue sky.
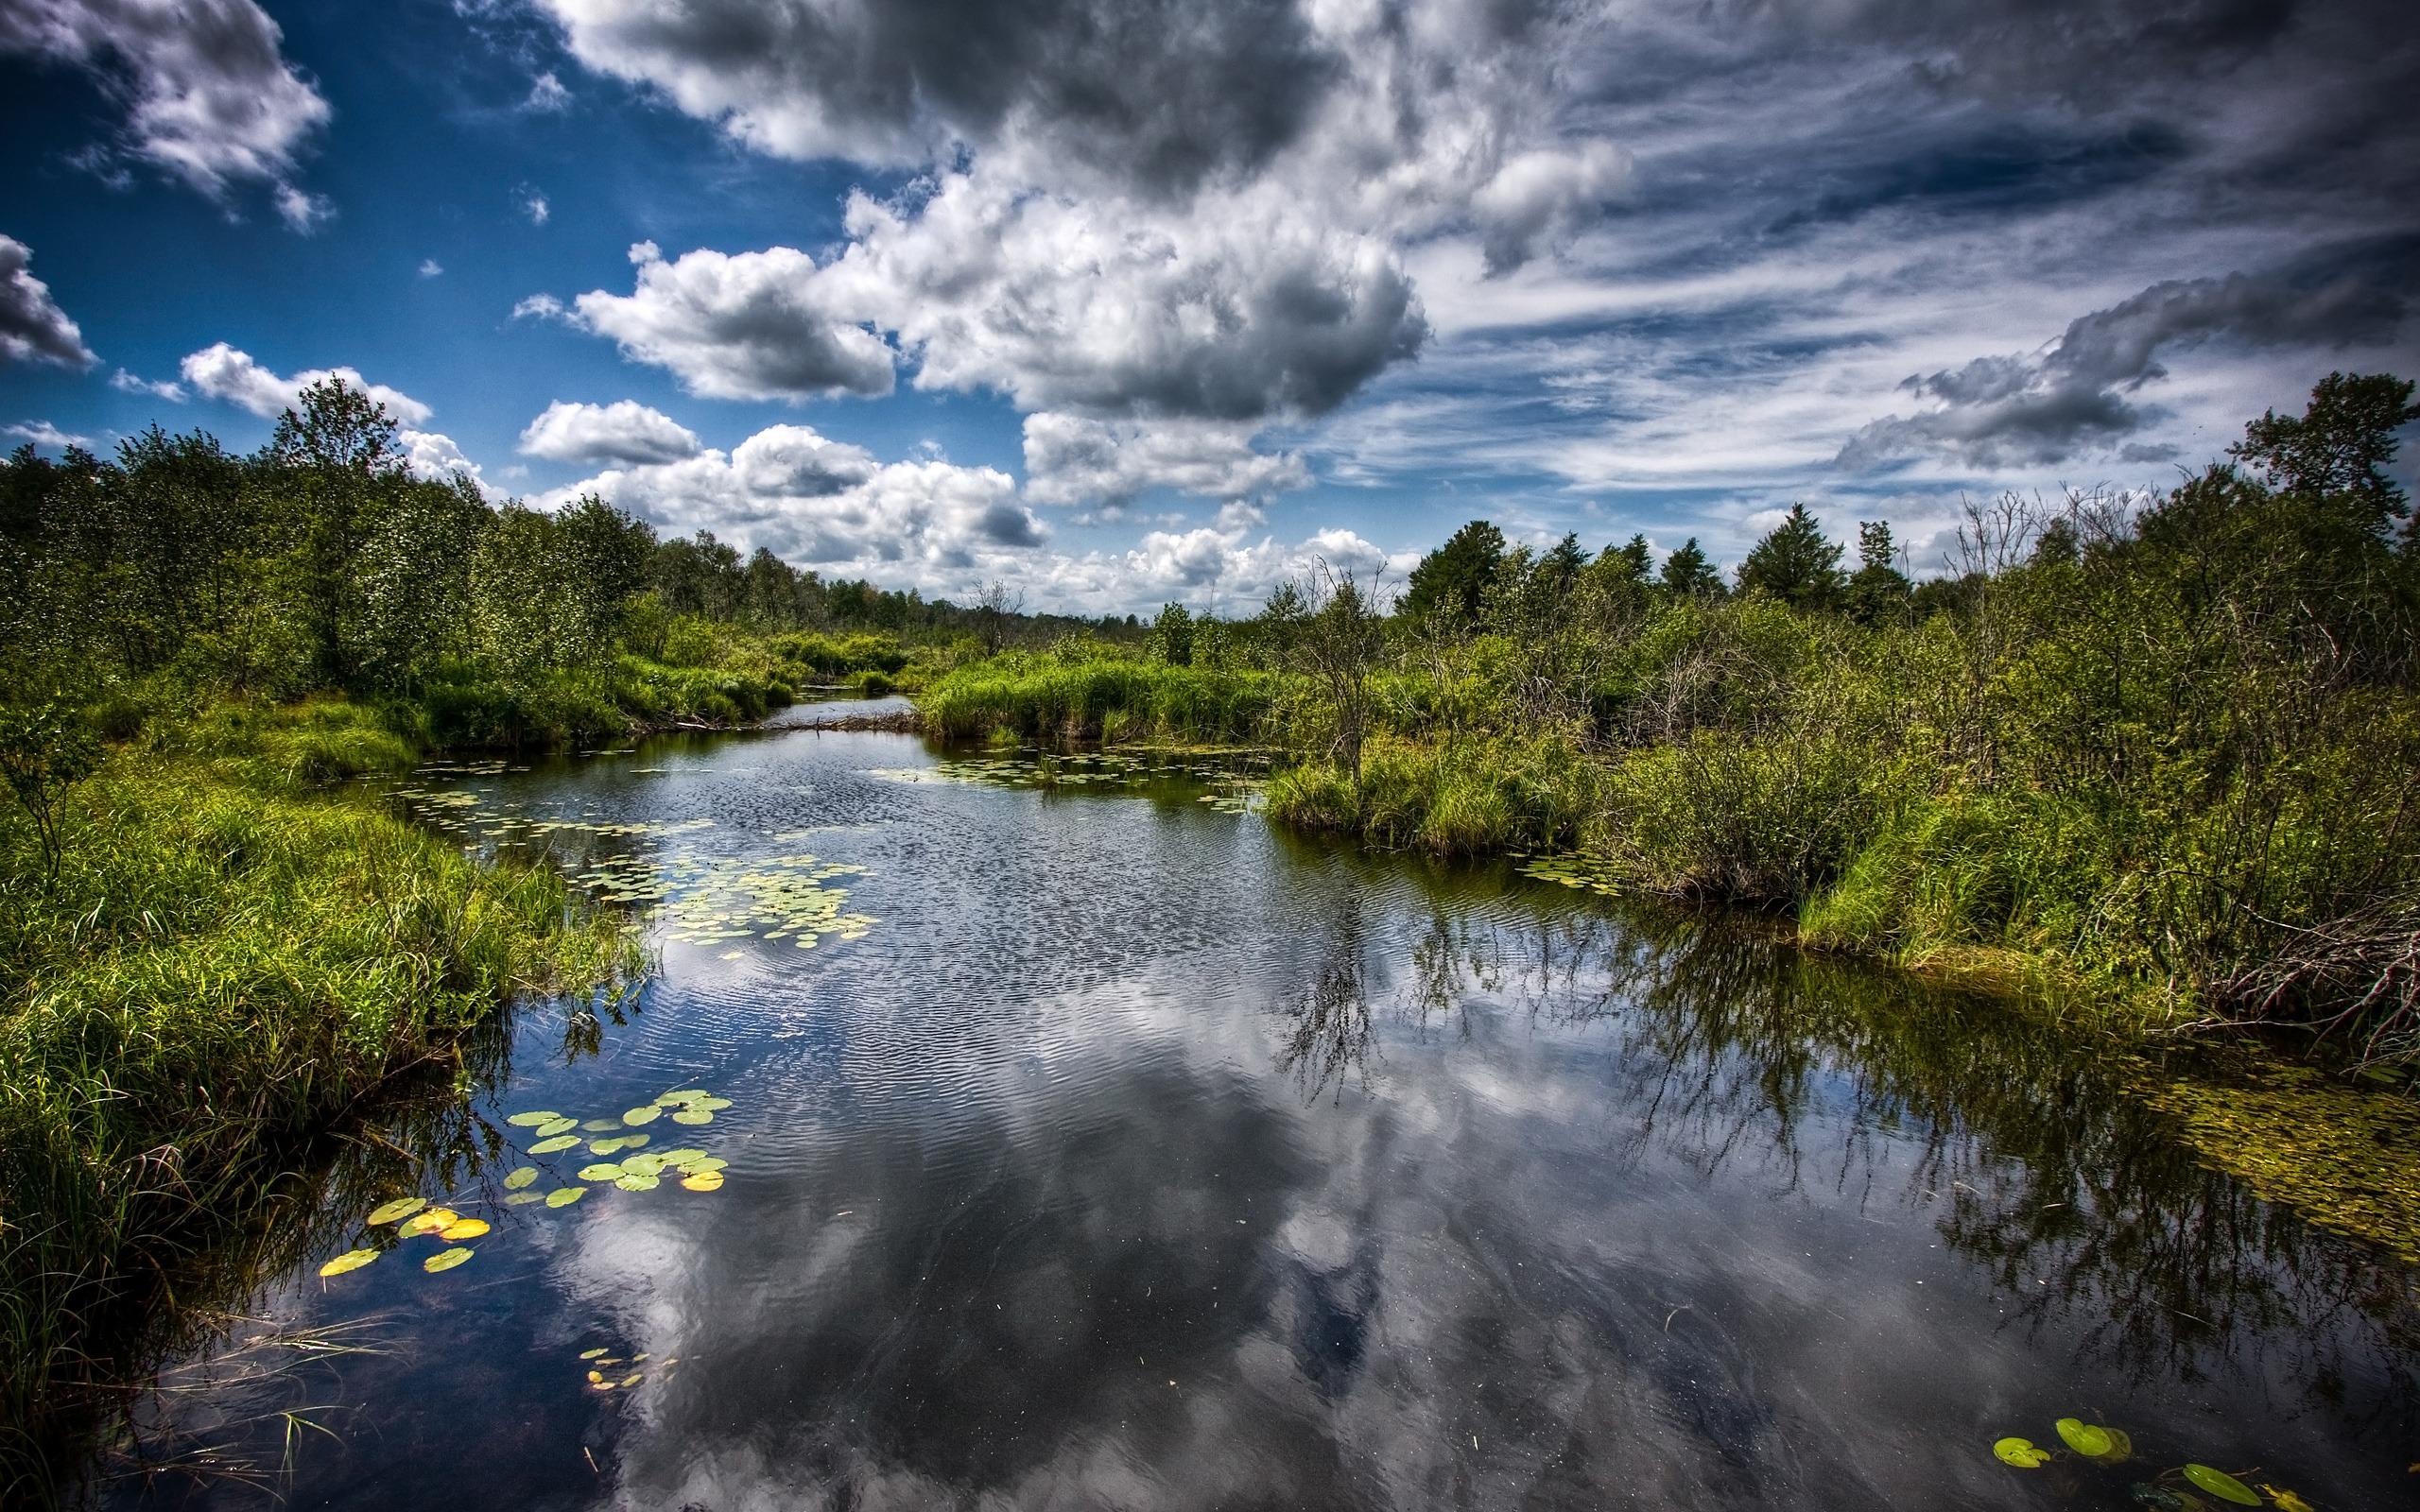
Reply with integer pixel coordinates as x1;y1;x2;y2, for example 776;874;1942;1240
4;0;2415;613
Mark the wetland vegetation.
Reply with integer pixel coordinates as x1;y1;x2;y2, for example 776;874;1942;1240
4;370;2420;1503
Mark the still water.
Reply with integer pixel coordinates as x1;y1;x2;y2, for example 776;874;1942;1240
101;709;2420;1508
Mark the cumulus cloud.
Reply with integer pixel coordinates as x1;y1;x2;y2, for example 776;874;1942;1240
1020;413;1308;507
0;0;330;212
397;426;505;498
1841;257;2417;469
525;70;570;112
5;420;91;449
518;399;702;465
0;235;96;369
179;342;433;425
570;241;894;401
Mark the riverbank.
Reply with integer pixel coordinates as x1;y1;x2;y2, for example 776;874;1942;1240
0;698;642;1501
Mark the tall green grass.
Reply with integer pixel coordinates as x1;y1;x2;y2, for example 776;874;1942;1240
920;654;1277;744
0;705;638;1497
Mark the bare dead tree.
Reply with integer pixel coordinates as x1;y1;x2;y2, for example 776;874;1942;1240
974;578;1025;657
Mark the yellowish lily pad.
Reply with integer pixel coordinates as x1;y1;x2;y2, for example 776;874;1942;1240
546;1186;587;1208
681;1171;725;1192
2054;1419;2114;1458
423;1246;474;1273
318;1248;380;1277
367;1197;427;1226
399;1208;460;1238
438;1218;490;1241
1993;1437;2051;1469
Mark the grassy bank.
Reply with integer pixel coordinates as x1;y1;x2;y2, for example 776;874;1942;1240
0;700;639;1499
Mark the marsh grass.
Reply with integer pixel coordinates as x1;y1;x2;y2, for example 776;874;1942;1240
0;700;639;1502
920;656;1276;744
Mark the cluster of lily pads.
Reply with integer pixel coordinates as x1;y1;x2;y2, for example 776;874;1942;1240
315;1090;735;1282
1512;853;1619;897
579;1345;675;1392
1993;1418;2315;1509
876;751;1265;813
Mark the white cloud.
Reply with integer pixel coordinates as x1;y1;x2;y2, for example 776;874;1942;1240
273;184;333;232
398;427;505;499
525;71;570;112
179;342;433;425
569;241;894;401
0;236;97;369
511;292;566;321
1021;413;1308;507
517;186;550;225
5;420;91;449
110;368;183;399
518;399;702;465
418;258;443;279
0;0;331;213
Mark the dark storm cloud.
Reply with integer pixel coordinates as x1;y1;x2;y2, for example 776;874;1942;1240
545;0;1340;194
0;235;96;369
1841;240;2420;469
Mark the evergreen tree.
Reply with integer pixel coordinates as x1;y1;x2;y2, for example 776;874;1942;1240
1402;519;1505;632
1659;537;1724;598
1736;503;1843;610
1609;533;1653;584
1844;520;1913;627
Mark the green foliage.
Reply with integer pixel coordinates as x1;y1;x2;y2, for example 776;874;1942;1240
0;699;99;883
1401;519;1506;632
1736;503;1844;610
1659;537;1725;598
921;653;1275;744
1147;602;1196;665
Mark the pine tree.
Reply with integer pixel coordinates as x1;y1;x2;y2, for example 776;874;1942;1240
1844;520;1912;626
1736;503;1843;610
1660;537;1724;598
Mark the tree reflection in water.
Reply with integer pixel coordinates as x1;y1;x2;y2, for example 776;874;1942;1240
1269;877;2420;1432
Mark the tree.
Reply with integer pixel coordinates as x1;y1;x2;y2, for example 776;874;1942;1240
2230;370;2418;533
0;697;98;885
265;378;409;686
1289;565;1387;784
1401;520;1505;633
974;578;1025;656
1844;520;1913;627
1736;503;1843;610
1659;537;1724;598
1608;533;1653;585
1148;602;1196;664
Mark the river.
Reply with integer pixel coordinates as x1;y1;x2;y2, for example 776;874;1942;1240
93;706;2420;1509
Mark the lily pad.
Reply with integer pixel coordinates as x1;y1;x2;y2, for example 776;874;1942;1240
529;1135;580;1154
679;1156;728;1175
504;1166;539;1190
582;1119;623;1132
623;1153;670;1177
682;1171;725;1192
367;1196;427;1226
2261;1486;2316;1512
579;1348;608;1359
536;1118;578;1138
503;1192;545;1206
694;1097;733;1110
2182;1466;2261;1506
659;1148;709;1164
620;1372;642;1387
623;1106;661;1125
545;1186;587;1208
671;1109;715;1125
589;1136;629;1155
319;1248;380;1277
423;1247;474;1273
506;1110;561;1127
1994;1437;2052;1469
615;1174;661;1192
399;1208;460;1238
579;1162;627;1181
438;1218;490;1241
2055;1419;2116;1458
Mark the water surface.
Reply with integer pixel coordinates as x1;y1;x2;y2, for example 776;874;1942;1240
100;712;2420;1509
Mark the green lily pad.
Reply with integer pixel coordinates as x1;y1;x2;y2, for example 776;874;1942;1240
529;1135;580;1154
670;1109;714;1125
506;1110;562;1126
2055;1419;2115;1458
2181;1466;2262;1506
615;1174;661;1192
367;1196;427;1226
536;1118;578;1138
503;1191;545;1206
622;1153;670;1176
659;1148;709;1164
504;1166;539;1190
423;1247;474;1273
579;1348;607;1359
579;1162;627;1181
1993;1437;2052;1469
679;1156;728;1174
319;1248;380;1277
582;1118;623;1132
623;1106;661;1125
589;1136;628;1155
694;1097;733;1110
656;1091;706;1106
545;1186;587;1208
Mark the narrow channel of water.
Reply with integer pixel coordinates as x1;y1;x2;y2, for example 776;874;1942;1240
94;710;2420;1509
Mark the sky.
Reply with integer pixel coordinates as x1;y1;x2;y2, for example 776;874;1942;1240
3;0;2415;615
